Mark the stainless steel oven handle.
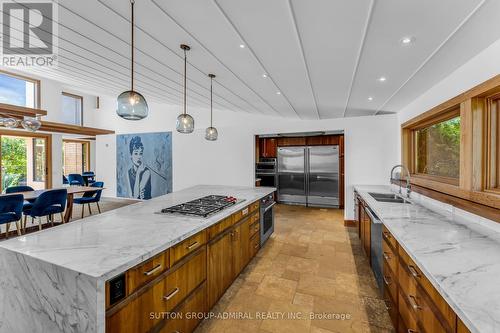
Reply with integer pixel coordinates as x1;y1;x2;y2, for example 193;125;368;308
263;202;276;212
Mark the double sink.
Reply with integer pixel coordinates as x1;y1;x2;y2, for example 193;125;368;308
368;192;411;204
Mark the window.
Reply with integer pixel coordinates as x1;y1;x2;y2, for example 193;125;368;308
415;116;461;180
0;71;39;108
63;140;89;175
32;138;46;182
61;92;83;126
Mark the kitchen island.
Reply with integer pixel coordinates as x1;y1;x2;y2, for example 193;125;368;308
354;185;500;333
0;185;275;333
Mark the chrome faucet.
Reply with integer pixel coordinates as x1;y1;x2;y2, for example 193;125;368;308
390;164;411;198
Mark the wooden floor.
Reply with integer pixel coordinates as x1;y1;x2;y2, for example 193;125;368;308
196;204;393;333
0;197;137;240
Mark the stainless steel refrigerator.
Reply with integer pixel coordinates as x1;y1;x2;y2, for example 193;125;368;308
277;146;339;207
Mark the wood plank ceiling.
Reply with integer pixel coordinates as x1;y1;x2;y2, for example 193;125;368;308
3;0;500;119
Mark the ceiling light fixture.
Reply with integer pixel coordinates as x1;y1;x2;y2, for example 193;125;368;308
378;76;387;82
368;97;373;101
176;44;195;134
205;74;218;141
276;91;281;95
400;36;416;46
262;73;267;78
21;116;42;132
239;44;245;48
116;0;149;120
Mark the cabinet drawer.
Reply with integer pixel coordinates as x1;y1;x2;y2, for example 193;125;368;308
416;285;450;333
160;282;207;333
208;215;234;240
126;251;169;293
163;247;207;312
250;220;260;238
399;246;456;330
382;238;397;276
398;260;418;315
249;201;260;213
250;233;260;258
383;259;398;303
233;205;251;223
382;225;397;250
250;211;260;224
383;288;398;329
398;291;418;333
170;231;206;266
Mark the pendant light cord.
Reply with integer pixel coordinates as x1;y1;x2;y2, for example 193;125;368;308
131;0;135;91
210;76;213;127
183;48;187;116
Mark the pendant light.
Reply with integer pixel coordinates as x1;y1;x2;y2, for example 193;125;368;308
205;74;218;141
21;116;41;132
116;0;148;120
176;44;194;133
3;118;19;128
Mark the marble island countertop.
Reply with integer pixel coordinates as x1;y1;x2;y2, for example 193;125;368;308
354;185;500;333
0;185;275;281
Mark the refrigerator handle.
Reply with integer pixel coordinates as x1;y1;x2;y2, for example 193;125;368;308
305;147;309;197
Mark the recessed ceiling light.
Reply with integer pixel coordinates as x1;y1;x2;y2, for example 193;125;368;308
378;76;387;82
262;73;268;78
239;44;245;48
368;97;373;101
276;91;281;95
400;36;416;46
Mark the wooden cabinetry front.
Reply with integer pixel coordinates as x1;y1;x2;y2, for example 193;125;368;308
360;205;371;259
379;226;466;333
259;138;277;158
106;200;265;333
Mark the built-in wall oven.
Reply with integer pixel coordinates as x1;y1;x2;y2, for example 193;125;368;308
260;193;275;245
256;158;277;187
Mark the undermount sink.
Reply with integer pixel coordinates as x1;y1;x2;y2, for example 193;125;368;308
368;192;411;204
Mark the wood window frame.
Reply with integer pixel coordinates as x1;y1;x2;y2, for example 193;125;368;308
401;74;500;219
0;129;52;191
62;139;90;174
0;69;41;108
62;92;84;126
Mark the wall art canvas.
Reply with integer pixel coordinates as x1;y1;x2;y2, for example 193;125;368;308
116;132;172;199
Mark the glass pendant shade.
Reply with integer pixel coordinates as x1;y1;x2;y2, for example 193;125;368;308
3;118;19;128
117;90;148;120
21;117;42;132
205;126;218;141
176;113;194;133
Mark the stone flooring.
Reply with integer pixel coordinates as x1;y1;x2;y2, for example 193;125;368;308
0;197;137;240
196;204;394;333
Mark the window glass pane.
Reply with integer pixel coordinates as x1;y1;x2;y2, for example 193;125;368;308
415;116;461;179
61;94;82;126
63;141;84;175
33;139;46;182
0;72;36;108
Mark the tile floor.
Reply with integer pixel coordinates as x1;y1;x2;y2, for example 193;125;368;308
196;204;394;333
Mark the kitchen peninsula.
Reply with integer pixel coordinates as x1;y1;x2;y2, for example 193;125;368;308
0;185;275;333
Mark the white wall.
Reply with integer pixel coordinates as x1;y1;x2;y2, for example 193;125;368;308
92;97;399;220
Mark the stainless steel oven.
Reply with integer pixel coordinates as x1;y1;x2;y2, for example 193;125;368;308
260;193;275;245
256;158;277;187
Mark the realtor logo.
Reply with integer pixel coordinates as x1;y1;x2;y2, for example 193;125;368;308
1;0;58;67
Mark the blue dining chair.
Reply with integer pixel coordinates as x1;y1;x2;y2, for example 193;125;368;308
74;182;104;218
29;189;67;230
5;185;35;233
82;171;96;185
67;174;85;186
0;194;24;238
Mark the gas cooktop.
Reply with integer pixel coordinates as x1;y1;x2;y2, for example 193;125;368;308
159;195;244;218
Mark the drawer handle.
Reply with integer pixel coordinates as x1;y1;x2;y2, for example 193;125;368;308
383;275;392;285
186;241;199;250
383;231;391;240
407;330;418;333
254;243;259;249
408;265;420;278
163;287;180;301
242;208;249;215
383;252;391;260
408;295;421;310
143;264;162;276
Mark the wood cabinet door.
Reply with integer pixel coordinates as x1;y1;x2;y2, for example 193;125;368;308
260;138;277;158
363;207;371;258
236;218;251;275
232;223;244;279
207;231;233;308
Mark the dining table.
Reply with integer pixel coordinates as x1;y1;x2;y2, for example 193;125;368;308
0;186;105;223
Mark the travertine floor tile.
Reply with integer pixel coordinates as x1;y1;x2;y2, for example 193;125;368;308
195;205;393;333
